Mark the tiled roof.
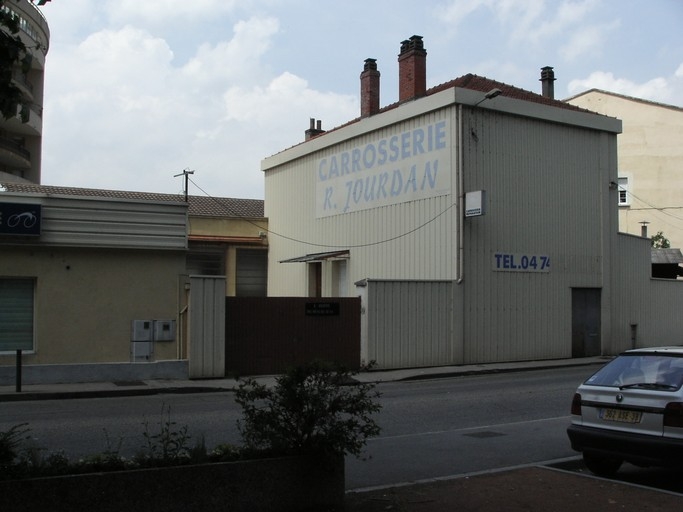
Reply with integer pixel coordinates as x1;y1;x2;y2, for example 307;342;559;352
0;182;264;218
651;248;683;264
431;73;587;111
297;73;594;148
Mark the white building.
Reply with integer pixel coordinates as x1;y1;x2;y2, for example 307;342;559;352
0;0;50;184
262;36;683;369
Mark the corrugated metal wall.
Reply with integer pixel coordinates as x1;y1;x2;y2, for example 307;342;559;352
4;195;188;250
265;108;457;297
364;280;453;369
189;276;226;378
611;233;683;352
264;90;675;368
460;108;613;363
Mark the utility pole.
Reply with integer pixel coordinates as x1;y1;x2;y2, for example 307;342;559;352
174;169;195;202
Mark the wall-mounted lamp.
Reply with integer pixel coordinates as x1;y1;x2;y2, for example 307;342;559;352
609;181;618;189
474;88;502;106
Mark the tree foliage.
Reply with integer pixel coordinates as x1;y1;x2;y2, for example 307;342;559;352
235;361;382;460
0;0;28;119
651;231;670;249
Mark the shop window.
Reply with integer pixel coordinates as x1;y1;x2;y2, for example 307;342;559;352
0;278;35;352
236;249;267;297
186;247;224;275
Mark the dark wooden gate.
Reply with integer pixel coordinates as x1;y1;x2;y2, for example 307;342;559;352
225;297;361;376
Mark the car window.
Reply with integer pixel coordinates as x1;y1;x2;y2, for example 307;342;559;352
584;354;683;390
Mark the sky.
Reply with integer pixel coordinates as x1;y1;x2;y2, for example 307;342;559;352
36;0;683;200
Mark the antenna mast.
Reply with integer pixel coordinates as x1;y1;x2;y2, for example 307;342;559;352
174;169;195;202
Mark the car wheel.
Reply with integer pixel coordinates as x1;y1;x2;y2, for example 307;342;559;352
583;452;622;477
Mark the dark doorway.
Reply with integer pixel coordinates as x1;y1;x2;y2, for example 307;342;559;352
571;288;601;357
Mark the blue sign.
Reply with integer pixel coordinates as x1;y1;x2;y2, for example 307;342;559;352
0;203;41;236
493;253;550;273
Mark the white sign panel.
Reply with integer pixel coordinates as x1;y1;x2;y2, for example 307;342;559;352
316;120;451;217
493;252;550;272
465;190;486;217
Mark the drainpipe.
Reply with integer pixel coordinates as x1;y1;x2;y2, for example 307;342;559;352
456;104;464;284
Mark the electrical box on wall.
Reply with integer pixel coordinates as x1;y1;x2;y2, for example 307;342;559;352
130;319;175;363
131;320;152;342
131;320;153;362
154;319;176;341
131;340;153;362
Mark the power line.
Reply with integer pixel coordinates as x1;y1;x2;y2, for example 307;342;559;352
187;176;456;249
619;185;683;232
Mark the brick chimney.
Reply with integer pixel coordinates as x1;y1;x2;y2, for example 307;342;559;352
360;58;380;117
398;35;427;102
305;118;325;141
540;66;556;99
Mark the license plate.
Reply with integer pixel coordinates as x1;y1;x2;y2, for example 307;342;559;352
600;408;642;424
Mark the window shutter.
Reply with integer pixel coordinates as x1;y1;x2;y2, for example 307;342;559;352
0;279;34;351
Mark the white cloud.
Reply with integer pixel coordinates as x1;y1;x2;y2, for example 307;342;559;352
74;26;174;87
437;0;605;54
436;0;491;27
559;19;620;62
105;0;241;25
40;12;358;199
36;0;683;198
181;17;279;87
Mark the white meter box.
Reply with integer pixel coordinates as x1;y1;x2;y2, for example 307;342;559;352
154;319;176;341
131;320;153;341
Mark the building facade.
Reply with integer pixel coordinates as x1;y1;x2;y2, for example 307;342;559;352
263;36;683;369
0;0;50;184
566;90;683;252
0;183;267;384
0;186;188;384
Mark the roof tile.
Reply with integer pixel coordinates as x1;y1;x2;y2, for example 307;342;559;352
0;183;264;218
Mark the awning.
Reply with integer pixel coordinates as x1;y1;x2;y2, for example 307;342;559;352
280;250;349;263
651;248;683;264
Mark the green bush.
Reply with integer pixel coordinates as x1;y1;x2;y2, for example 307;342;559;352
0;362;382;480
135;404;194;466
235;361;381;459
0;423;30;468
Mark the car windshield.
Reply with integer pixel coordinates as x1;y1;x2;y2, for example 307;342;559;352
584;353;683;390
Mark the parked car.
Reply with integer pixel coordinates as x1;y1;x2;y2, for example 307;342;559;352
567;347;683;477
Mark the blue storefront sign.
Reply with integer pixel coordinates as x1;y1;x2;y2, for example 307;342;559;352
0;203;42;236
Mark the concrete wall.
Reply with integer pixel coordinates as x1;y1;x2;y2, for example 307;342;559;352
567;91;683;250
0;193;188;381
0;245;186;367
610;232;683;353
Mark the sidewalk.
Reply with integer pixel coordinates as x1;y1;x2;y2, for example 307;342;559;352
0;356;607;401
345;465;683;511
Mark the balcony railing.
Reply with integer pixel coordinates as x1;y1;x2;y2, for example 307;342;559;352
12;70;34;95
0;135;31;161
